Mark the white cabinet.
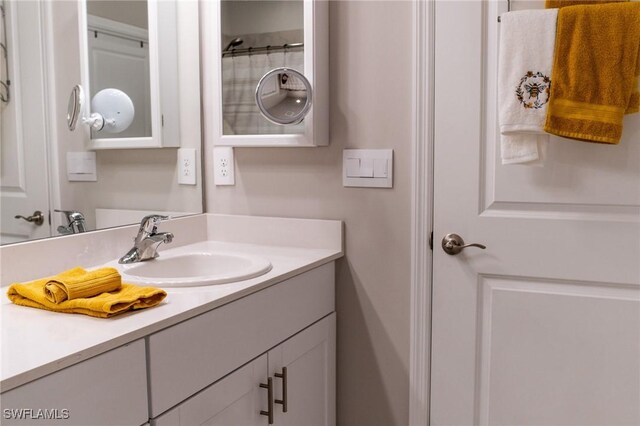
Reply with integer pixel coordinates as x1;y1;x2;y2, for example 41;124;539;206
147;263;335;417
269;314;336;426
152;314;336;426
1;262;336;426
153;355;268;426
204;0;329;147
0;340;148;426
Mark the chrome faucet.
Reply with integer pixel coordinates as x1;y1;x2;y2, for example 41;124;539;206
55;209;87;235
119;214;174;264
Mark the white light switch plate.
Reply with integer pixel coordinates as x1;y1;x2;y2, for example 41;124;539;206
343;149;393;188
177;148;197;185
214;147;235;186
67;152;97;182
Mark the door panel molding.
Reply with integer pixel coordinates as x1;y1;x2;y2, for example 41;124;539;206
478;0;640;221
476;275;640;425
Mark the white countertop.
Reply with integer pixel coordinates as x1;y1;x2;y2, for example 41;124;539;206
1;215;343;393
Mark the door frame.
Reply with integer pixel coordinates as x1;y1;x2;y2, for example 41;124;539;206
409;0;435;424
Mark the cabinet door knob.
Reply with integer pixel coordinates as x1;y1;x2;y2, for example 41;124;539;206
274;367;288;413
260;377;274;424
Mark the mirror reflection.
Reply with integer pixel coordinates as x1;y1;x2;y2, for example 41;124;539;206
0;0;202;246
86;0;150;139
221;0;305;135
256;67;312;125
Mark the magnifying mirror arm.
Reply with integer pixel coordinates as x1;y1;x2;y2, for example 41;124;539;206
82;112;105;131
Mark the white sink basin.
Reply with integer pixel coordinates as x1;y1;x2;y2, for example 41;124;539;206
116;251;272;287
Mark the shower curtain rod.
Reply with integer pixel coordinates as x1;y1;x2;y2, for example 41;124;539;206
222;42;304;58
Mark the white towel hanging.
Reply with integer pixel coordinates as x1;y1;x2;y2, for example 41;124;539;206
498;9;558;165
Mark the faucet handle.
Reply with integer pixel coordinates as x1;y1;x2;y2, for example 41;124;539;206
138;214;170;235
55;209;85;222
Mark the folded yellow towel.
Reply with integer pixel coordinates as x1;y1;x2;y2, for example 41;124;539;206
545;0;628;9
7;269;167;318
544;3;640;144
43;267;122;304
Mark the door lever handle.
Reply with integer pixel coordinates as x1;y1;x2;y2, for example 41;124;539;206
442;233;486;255
14;211;45;226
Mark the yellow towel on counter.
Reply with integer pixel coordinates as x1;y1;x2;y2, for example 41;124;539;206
545;0;628;9
43;267;122;304
544;2;640;144
7;270;167;318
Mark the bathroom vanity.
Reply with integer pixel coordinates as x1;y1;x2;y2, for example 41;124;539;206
0;214;342;425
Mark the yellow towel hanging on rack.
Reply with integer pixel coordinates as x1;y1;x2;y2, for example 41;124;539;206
545;0;628;8
544;2;640;144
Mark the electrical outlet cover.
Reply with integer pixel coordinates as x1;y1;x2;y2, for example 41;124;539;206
214;147;235;185
177;148;197;185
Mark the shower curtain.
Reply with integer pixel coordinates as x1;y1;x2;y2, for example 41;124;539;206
222;49;305;135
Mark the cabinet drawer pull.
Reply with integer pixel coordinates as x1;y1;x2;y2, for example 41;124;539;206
260;377;274;424
274;367;288;412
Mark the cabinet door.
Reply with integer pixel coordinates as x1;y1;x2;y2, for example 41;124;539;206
152;354;268;426
0;340;148;426
269;314;336;426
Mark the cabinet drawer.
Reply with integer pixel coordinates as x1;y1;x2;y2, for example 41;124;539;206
147;262;335;417
0;340;148;426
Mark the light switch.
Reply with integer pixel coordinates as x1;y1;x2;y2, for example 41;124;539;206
346;158;361;177
373;159;388;178
360;159;374;177
343;149;393;188
67;152;97;182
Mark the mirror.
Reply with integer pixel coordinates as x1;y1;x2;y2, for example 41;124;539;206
78;0;180;149
67;85;136;133
67;85;83;131
85;0;150;140
220;0;305;135
255;67;312;125
0;0;202;246
209;0;328;147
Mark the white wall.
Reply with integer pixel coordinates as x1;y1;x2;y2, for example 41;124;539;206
204;2;413;424
48;1;202;232
86;0;148;29
221;1;303;37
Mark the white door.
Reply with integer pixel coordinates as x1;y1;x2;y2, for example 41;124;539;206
269;314;336;426
430;2;640;425
0;1;51;244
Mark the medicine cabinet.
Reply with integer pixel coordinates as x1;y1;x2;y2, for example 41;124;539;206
204;0;329;147
77;0;193;149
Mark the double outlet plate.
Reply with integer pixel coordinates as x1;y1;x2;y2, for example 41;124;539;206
214;147;235;185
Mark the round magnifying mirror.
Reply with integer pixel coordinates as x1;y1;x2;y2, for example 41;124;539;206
91;88;135;133
255;67;312;125
67;85;84;131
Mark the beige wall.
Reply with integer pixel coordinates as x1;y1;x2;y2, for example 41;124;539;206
205;2;413;424
86;0;148;29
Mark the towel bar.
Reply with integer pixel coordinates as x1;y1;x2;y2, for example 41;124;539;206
497;0;512;22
